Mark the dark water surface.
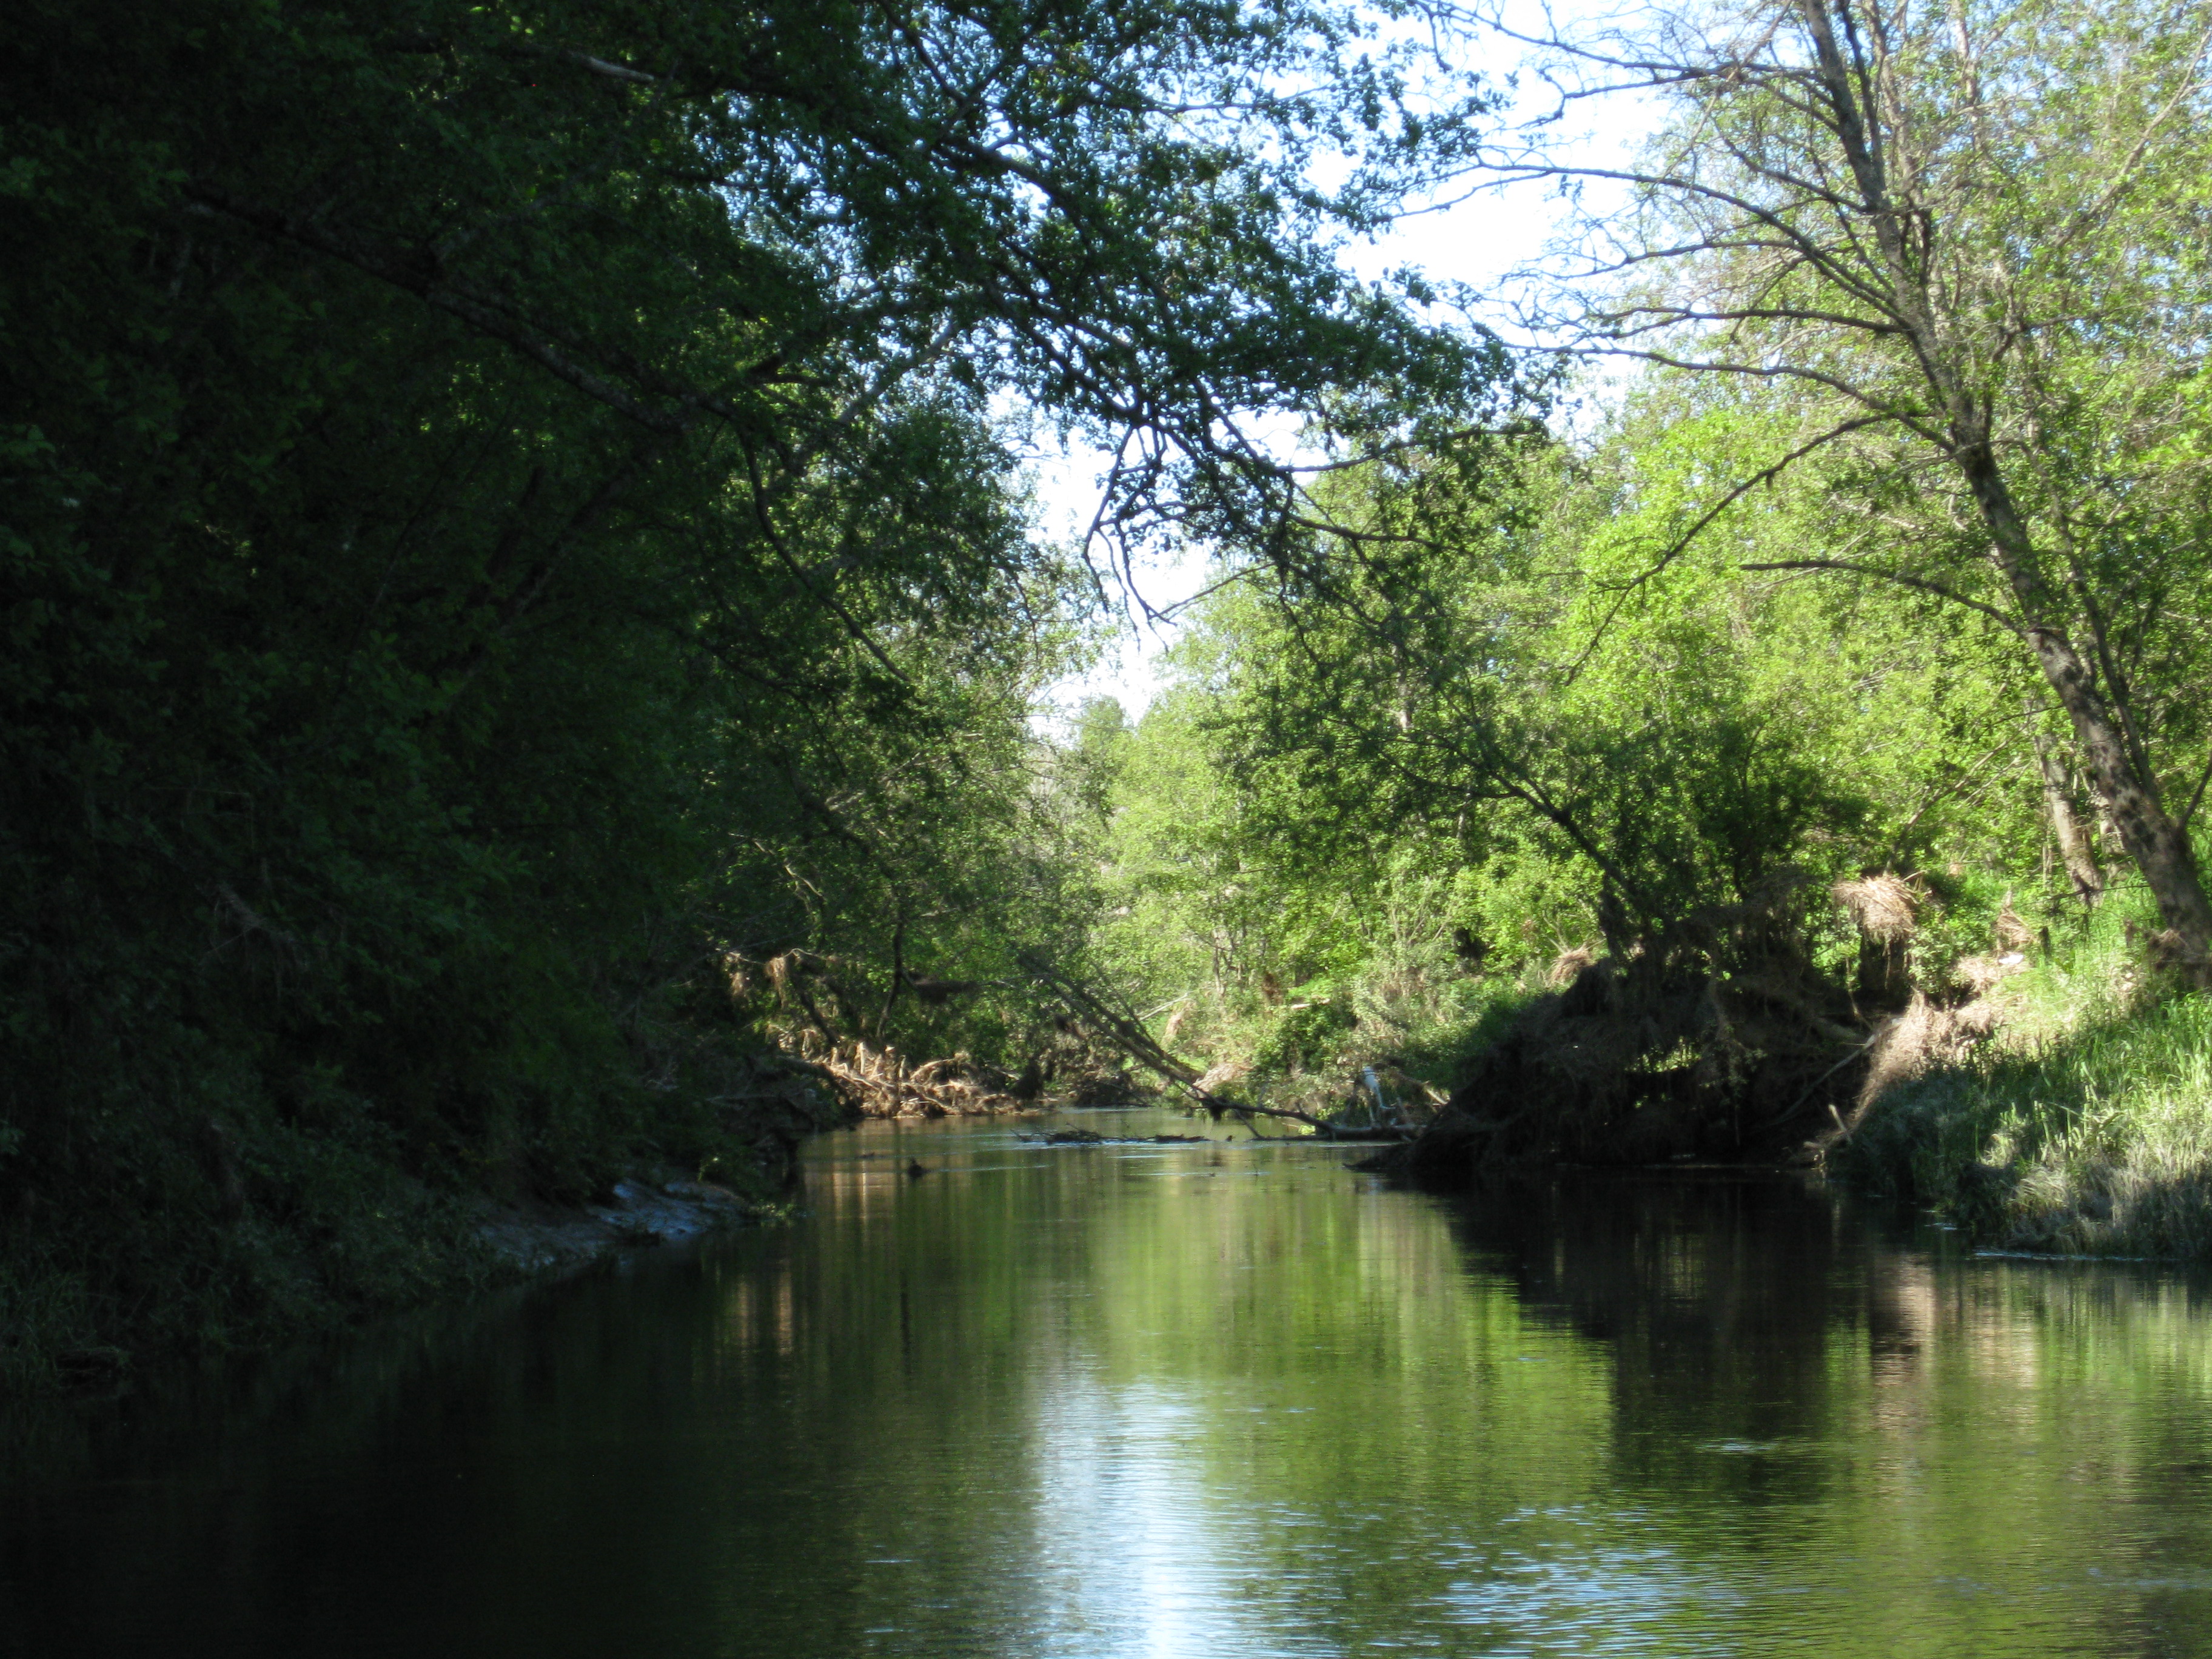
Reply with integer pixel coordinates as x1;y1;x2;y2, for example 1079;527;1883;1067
7;1108;2212;1657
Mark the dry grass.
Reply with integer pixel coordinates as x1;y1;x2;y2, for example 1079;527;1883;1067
1832;873;1920;945
1544;946;1597;989
1849;992;2003;1123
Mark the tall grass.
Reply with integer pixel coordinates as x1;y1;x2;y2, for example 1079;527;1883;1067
1840;887;2212;1257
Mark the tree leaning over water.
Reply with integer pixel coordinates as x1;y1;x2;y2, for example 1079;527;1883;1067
1458;0;2212;973
0;0;1523;1368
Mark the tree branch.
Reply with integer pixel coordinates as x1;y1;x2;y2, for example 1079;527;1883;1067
1561;414;1895;680
1740;558;2024;632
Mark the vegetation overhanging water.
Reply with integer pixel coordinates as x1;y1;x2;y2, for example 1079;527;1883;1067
9;0;2212;1409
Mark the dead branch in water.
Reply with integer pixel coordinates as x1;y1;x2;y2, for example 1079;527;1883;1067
790;1033;1023;1118
1013;950;1410;1138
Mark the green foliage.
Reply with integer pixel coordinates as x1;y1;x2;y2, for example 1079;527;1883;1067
1084;395;2053;1111
1068;0;2212;1224
0;0;1509;1381
12;0;2212;1384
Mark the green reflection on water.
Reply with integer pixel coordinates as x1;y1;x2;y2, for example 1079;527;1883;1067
4;1109;2211;1658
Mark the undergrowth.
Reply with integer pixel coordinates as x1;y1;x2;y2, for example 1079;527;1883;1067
1839;885;2212;1257
1158;933;1533;1122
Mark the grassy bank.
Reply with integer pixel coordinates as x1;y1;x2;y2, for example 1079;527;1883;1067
1840;891;2212;1258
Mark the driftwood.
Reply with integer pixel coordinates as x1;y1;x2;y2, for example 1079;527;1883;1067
789;1034;1022;1118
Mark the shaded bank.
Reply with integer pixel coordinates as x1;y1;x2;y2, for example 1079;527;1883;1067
1370;877;1868;1182
1373;886;2212;1261
0;1082;837;1399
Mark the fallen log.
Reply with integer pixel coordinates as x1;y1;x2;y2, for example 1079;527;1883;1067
1012;950;1413;1139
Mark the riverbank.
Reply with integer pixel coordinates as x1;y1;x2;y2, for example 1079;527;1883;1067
1838;897;2212;1257
1367;885;2212;1260
1;1168;779;1401
0;1032;1068;1398
475;1173;768;1275
0;1082;822;1399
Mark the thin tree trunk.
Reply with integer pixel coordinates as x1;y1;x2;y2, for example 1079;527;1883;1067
2028;710;2103;910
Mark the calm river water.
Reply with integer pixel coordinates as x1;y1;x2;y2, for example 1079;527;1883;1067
6;1107;2212;1657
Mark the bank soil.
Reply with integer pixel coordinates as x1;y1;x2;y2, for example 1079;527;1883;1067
477;1176;761;1275
1372;874;2025;1188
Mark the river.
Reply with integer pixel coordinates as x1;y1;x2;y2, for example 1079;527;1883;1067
5;1107;2212;1657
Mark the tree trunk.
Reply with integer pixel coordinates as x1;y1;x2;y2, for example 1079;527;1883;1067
1959;444;2212;970
1794;0;2212;974
2028;711;2103;910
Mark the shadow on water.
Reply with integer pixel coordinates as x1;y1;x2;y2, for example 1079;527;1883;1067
1451;1175;1919;1401
1443;1171;2212;1578
0;1239;712;1496
4;1117;2212;1658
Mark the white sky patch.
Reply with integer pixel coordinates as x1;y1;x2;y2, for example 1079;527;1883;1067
1030;1;1657;725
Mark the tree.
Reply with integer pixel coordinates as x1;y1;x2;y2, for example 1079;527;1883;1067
1184;423;1891;947
1467;0;2212;970
0;0;1529;1362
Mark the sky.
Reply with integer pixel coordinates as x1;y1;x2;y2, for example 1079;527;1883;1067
1030;2;1655;728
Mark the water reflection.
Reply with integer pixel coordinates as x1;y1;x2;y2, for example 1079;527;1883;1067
3;1112;2210;1657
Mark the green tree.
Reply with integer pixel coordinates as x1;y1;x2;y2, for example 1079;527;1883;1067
1473;0;2212;968
0;0;1521;1367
